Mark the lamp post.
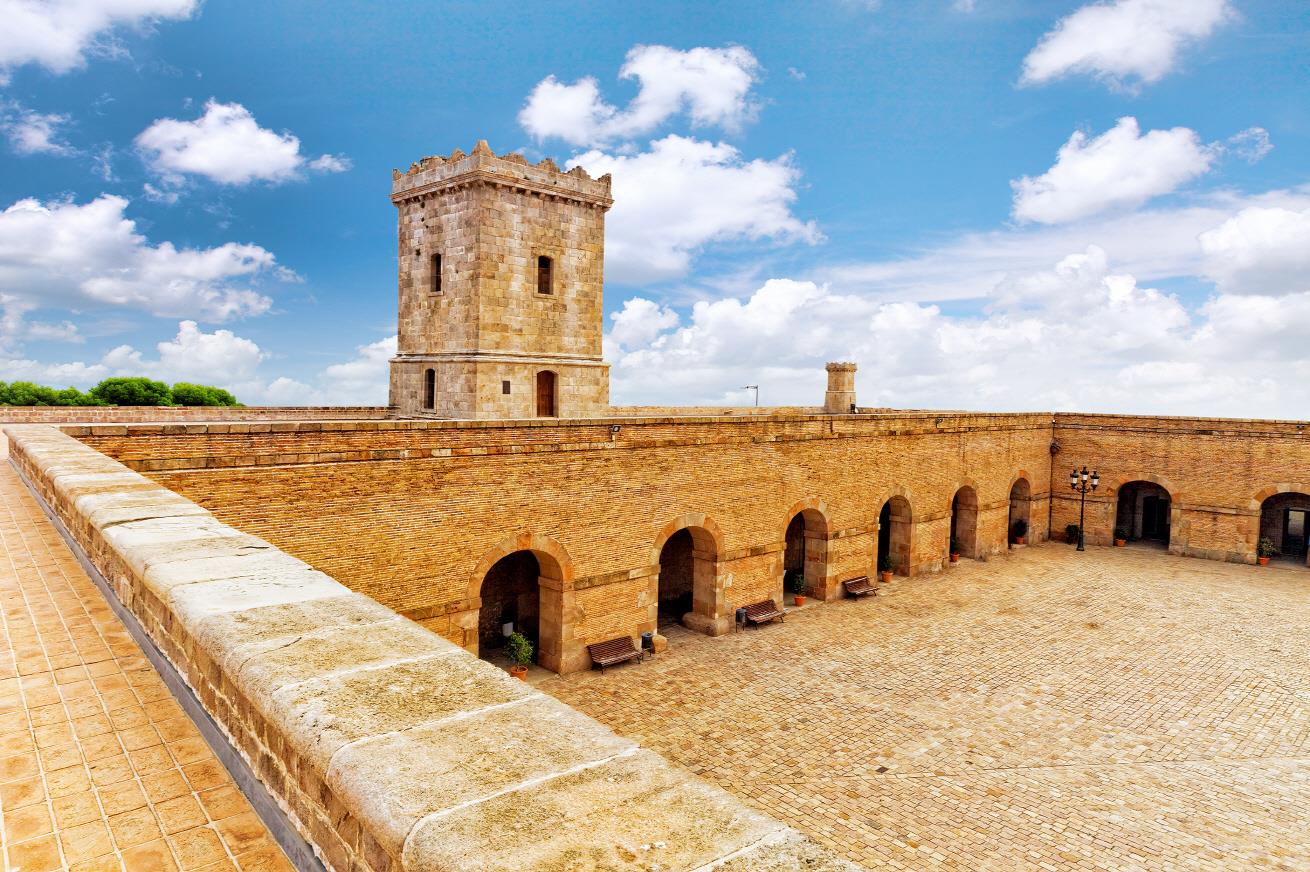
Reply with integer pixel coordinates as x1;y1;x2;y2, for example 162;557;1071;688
741;385;759;407
1069;466;1099;552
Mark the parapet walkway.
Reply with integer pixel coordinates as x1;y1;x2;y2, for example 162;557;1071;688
0;462;292;872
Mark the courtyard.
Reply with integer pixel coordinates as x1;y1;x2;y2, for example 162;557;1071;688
540;544;1310;871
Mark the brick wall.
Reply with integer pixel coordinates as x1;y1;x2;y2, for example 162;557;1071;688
76;412;1055;672
1052;413;1310;563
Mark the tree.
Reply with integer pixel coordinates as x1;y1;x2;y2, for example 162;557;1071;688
171;383;239;407
89;377;173;406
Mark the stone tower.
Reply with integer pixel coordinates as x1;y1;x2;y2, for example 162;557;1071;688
388;140;613;419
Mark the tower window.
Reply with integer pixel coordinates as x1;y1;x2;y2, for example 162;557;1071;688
430;253;442;294
502;380;511;395
423;368;435;410
536;255;553;295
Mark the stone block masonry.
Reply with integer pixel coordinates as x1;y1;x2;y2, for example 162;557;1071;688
5;423;863;872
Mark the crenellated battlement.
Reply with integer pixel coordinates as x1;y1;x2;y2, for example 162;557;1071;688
391;139;612;208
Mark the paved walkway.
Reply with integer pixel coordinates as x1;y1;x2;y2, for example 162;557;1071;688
541;544;1310;870
0;464;292;872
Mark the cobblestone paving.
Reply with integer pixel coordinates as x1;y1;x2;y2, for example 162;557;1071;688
540;545;1310;871
0;464;292;872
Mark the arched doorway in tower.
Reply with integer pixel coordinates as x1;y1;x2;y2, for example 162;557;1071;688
950;486;979;559
1115;481;1171;547
784;509;828;603
878;496;912;576
1008;478;1032;545
656;526;719;633
1259;492;1310;567
477;550;556;667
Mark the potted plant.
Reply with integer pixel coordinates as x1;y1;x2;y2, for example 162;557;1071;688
1257;538;1278;566
1011;518;1028;546
1066;523;1081;545
1114;526;1128;547
878;553;893;583
786;568;808;606
949;537;961;563
505;632;533;679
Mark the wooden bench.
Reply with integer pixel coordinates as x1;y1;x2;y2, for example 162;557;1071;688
587;637;642;673
843;576;876;598
743;599;785;627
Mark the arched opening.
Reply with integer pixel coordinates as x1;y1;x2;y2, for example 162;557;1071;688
1259;492;1310;567
656;525;719;633
950;486;979;559
1115;481;1171;547
1008;478;1032;545
878;496;912;576
535;370;557;418
783;509;828;603
422;368;435;410
477;550;557;667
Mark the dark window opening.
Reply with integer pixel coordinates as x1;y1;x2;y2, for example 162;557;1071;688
502;380;511;395
423;369;435;410
430;253;442;294
536;255;553;295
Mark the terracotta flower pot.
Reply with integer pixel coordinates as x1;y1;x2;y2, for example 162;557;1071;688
949;553;960;563
1258;556;1270;566
1115;538;1126;547
509;665;528;680
880;571;893;583
793;595;807;606
1014;536;1025;545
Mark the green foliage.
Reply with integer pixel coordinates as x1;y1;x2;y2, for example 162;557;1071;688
171;382;239;407
1258;537;1279;558
1114;526;1129;540
878;552;892;572
785;568;807;596
1011;518;1028;538
1065;523;1081;544
949;537;961;555
0;381;103;406
505;632;534;667
90;377;173;406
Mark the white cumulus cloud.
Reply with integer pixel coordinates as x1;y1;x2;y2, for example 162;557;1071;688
606;246;1310;418
519;45;761;147
1021;0;1234;90
135;100;351;188
1011;117;1216;224
572;135;821;283
0;194;286;321
0;0;197;83
1199;206;1310;295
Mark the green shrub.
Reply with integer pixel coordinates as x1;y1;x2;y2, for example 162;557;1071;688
1012;518;1028;539
1065;523;1081;544
0;381;103;406
785;568;807;596
877;552;892;572
1258;537;1279;558
505;632;534;667
172;382;239;407
89;377;173;406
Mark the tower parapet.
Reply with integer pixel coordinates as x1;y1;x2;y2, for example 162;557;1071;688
389;140;612;419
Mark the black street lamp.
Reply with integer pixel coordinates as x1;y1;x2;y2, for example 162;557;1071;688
1069;466;1099;551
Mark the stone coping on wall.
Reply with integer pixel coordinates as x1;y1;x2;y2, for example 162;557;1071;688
4;423;863;872
0;406;390;423
67;411;1056;472
1054;411;1310;437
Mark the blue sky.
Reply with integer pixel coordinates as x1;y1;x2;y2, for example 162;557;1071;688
1;0;1308;414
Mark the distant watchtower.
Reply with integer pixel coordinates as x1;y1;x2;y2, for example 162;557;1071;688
388;140;613;419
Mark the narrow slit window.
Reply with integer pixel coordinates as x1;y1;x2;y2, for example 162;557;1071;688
536;255;553;295
430;253;442;294
502;380;511;395
423;369;435;410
